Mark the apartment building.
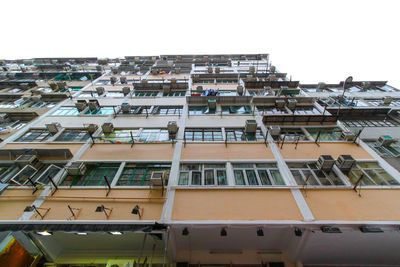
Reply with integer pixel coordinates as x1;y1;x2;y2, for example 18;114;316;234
0;54;399;267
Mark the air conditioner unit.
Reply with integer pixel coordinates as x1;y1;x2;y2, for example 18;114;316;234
383;97;393;105
56;81;66;90
270;65;276;73
268;74;277;81
151;69;158;75
111;68;119;75
245;120;257;133
196;85;203;91
269;126;281;136
175;68;181;74
317;82;326;92
122;87;131;96
32;95;42;102
96;87;105;96
167;121;178;135
163;84;171;94
45;122;61;134
96;65;102;71
88;100;100;111
208;99;216;110
102;123;114;134
75;100;87;111
215;67;220;74
237;85;244;94
121;103;131;114
152;56;157;61
249;66;255;73
170;78;177;84
150;171;165;186
207;66;213;73
287;99;297;109
317;155;335;171
120;76;127;84
275;99;286;108
15;155;38;168
341;131;356;141
86;124;98;134
377;135;397;146
48;82;58;90
335;155;356;171
110;76;117;84
141;79;148;84
66;162;87;176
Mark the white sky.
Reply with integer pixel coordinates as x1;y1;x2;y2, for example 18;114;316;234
1;0;399;87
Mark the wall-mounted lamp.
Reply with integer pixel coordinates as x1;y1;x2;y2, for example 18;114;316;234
36;230;52;236
95;205;112;219
294;228;302;237
182;227;189;236
257;228;264;237
220;227;227;237
131;205;143;219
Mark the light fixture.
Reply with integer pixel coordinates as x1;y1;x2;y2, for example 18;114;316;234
321;226;342;233
36;231;52;236
75;232;88;236
95;205;112;219
257;228;264;236
109;231;123;235
359;226;383;233
220;227;227;237
294;228;302;237
131;205;143;219
182;227;189;236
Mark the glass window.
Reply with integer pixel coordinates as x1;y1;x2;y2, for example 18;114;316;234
274;128;307;142
133;91;158;97
188;106;216;115
184;128;223;142
287;162;345;186
152;106;183;115
222;105;252;114
15;129;52;142
163;91;186;97
347;162;399;186
85;106;114;115
52;106;80;116
306;127;344;141
178;163;226;186
232;163;284;186
97;129;139;143
226;128;264;141
117;163;171;186
61;163;120;186
256;106;288;114
139;129;169;142
55;130;90;142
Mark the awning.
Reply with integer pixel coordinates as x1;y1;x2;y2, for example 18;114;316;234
0;222;167;233
0;148;73;160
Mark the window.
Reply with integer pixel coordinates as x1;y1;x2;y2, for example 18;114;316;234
139;129;169;142
347;162;399;186
1;163;65;186
249;90;270;97
219;91;238;96
52;106;80;116
133;91;158;97
233;163;284;185
274;128;308;142
287;162;345;186
0;120;26;132
30;101;58;108
119;106;151;115
0;164;22;184
152;106;183;115
98;129;139;143
216;79;238;83
341;118;400;127
257;106;288;114
163;91;186;97
293;106;321;115
226;128;264;141
184;128;223;142
365;141;400;157
61;163;120;186
55;130;90;142
116;163;171;186
84;106;115;115
369;99;400;107
179;164;227;186
222;105;252;114
188;106;215;115
16;129;52;142
306;127;343;141
77;92;100;98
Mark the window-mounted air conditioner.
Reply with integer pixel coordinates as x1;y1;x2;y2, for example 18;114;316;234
122;87;130;96
269;65;276;73
317;82;326;92
150;171;165;186
88;100;100;111
269;126;281;136
86;124;98;134
167;121;178;135
66;162;86;176
56;81;66;90
377;135;397;146
151;69;158;75
75;100;87;112
163;84;171;94
175;68;181;74
245;120;257;133
208;99;216;111
287;99;297;109
275;99;286;108
141;79;148;84
15;155;38;168
110;76;117;84
317;155;335;171
45;122;61;134
32;95;42;102
120;76;127;84
170;78;177;84
383;97;393;105
335;155;356;171
48;82;58;90
249;66;255;73
96;87;105;96
268;74;277;81
215;67;220;74
237;85;244;94
121;103;131;114
101;123;114;134
207;66;213;74
341;131;356;141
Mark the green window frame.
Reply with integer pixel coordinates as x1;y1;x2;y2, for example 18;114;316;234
116;163;171;186
15;129;52;142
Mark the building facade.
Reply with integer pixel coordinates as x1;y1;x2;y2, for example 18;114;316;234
0;54;400;267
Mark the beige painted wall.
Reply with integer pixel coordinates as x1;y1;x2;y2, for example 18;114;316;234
303;189;400;221
172;189;303;221
0;189;41;220
181;143;274;160
279;142;374;159
80;144;174;161
30;189;164;221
